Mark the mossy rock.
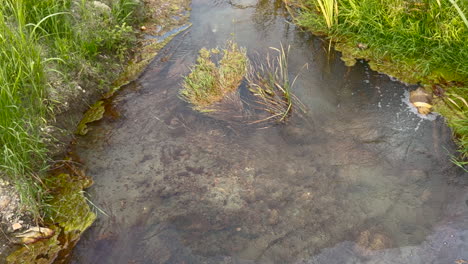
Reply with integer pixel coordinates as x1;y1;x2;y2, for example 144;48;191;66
76;101;105;135
7;174;96;264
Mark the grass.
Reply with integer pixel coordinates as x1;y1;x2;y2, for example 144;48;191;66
0;0;141;217
246;44;306;124
313;0;338;29
286;0;468;168
180;41;248;112
436;85;468;170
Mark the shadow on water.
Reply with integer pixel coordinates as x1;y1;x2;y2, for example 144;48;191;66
70;0;468;263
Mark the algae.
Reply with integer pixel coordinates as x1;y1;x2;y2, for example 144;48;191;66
7;173;96;264
76;101;105;136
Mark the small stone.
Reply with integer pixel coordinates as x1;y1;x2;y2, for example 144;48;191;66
300;192;314;200
12;223;22;231
268;209;279;225
140;26;147;31
0;197;10;209
236;227;241;231
357;43;368;50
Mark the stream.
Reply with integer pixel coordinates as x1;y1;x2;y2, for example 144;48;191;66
70;0;468;263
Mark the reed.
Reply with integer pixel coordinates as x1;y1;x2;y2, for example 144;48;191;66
314;0;338;29
246;44;306;124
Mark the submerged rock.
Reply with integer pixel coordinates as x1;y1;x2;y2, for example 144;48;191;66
355;230;393;255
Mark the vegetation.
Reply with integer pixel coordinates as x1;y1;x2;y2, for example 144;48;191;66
246;44;306;124
436;86;468;170
0;0;142;216
180;41;248;112
286;0;468;167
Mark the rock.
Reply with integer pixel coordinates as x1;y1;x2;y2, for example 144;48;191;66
410;87;432;115
0;197;10;210
355;230;392;255
11;223;22;231
267;209;279;225
357;43;368;50
300;192;314;200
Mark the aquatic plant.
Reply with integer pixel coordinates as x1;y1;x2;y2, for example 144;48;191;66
246;44;306;124
180;41;248;112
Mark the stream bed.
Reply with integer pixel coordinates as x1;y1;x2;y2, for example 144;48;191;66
70;0;468;263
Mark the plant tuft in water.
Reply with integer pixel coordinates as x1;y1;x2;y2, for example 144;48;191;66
180;41;248;112
246;44;307;124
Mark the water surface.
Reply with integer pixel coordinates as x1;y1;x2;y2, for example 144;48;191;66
71;0;468;263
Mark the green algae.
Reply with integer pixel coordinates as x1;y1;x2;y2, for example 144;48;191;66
76;101;105;135
7;173;96;264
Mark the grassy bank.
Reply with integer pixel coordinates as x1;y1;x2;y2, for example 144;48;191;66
0;0;142;216
285;0;468;168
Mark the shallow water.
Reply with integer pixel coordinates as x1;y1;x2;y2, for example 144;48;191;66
70;0;468;263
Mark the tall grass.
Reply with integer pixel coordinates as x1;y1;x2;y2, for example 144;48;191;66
0;0;140;216
449;0;468;29
314;0;338;29
296;0;468;81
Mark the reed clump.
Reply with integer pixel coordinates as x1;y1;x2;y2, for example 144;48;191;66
180;41;248;112
246;45;306;124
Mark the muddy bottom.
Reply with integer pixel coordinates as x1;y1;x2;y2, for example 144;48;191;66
70;0;468;263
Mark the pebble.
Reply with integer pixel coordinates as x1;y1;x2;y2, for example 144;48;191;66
12;223;22;231
268;209;279;225
0;197;10;210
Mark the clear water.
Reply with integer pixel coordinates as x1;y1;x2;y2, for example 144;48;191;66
70;0;468;263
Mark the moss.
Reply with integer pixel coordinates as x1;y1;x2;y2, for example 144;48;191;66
7;173;96;264
76;101;105;135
